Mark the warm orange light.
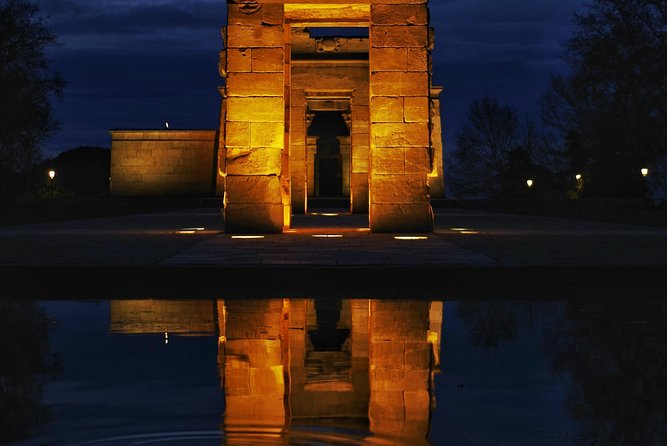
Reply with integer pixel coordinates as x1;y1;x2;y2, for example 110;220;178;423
450;227;472;232
460;231;480;235
231;235;265;239
312;234;343;238
48;170;55;180
394;236;428;240
642;168;649;177
427;330;439;343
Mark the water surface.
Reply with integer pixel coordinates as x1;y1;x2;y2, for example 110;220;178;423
1;299;665;445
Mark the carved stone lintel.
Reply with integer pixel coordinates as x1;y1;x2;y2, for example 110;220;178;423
230;0;262;14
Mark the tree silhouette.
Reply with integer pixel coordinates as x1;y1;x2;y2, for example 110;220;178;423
0;301;60;443
542;0;667;198
0;0;64;197
450;96;554;198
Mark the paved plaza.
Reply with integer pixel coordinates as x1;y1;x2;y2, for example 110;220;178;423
1;207;666;298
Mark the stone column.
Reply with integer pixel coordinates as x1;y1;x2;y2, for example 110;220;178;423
429;87;446;199
290;90;307;213
222;3;286;233
306;136;318;201
369;1;434;232
337;135;351;197
351;94;370;214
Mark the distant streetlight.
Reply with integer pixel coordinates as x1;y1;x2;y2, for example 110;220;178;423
48;170;56;199
526;179;534;188
575;174;582;181
641;168;649;177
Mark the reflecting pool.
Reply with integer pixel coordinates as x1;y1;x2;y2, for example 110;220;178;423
1;299;666;445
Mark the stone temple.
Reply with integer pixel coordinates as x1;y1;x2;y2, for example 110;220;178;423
110;0;445;233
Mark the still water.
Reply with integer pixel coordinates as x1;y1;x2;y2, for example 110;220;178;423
1;299;666;446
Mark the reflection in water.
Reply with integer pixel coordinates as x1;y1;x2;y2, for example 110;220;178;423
459;300;667;446
110;299;444;445
0;302;59;443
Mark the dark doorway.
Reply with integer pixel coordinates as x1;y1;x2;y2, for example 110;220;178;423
308;112;349;199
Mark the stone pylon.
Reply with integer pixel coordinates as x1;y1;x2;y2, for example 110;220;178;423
219;0;437;233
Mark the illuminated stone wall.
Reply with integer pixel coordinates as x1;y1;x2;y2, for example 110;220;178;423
369;2;434;232
221;4;287;233
110;130;218;196
220;0;439;232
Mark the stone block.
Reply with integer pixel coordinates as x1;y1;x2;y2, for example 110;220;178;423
252;48;284;72
226;97;284;122
371;25;428;48
371;5;428;25
251;122;284;148
403;96;429;123
227;73;284;97
371;123;430;147
405;147;432;173
225;203;284;233
225;175;282;204
226;147;282;176
226;25;284;48
370;97;403;123
228;4;284;26
407;48;428;72
352;156;369;173
227;49;251;72
225;121;251;147
370;72;429;97
370;203;433;233
369;48;407;71
371;147;404;174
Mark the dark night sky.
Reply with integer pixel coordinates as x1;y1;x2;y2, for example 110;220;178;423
39;0;585;159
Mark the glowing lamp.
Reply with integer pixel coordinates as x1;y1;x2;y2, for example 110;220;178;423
526;179;534;188
48;170;55;180
575;174;582;181
641;168;649;177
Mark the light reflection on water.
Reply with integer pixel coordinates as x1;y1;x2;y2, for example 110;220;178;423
1;299;666;445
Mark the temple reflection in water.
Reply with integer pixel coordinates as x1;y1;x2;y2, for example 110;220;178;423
110;299;443;444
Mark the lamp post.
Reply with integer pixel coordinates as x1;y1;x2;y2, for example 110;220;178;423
526;179;534;188
641;168;649;177
48;170;56;199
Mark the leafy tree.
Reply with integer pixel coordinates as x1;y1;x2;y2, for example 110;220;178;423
450;96;553;198
0;0;63;185
542;0;667;198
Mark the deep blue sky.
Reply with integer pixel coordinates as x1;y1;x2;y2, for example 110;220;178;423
40;0;585;158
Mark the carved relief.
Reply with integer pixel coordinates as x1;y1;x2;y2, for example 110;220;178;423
341;113;352;129
316;37;346;53
230;0;262;14
306;113;316;129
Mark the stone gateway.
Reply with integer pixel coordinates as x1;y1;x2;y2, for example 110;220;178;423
110;0;445;233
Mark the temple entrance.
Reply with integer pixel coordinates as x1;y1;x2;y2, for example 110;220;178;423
308;112;349;199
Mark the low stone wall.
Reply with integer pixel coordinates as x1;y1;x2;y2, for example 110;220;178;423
110;130;218;196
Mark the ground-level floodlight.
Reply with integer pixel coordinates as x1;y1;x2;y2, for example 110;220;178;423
641;168;649;177
576;174;582;181
526;179;534;188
